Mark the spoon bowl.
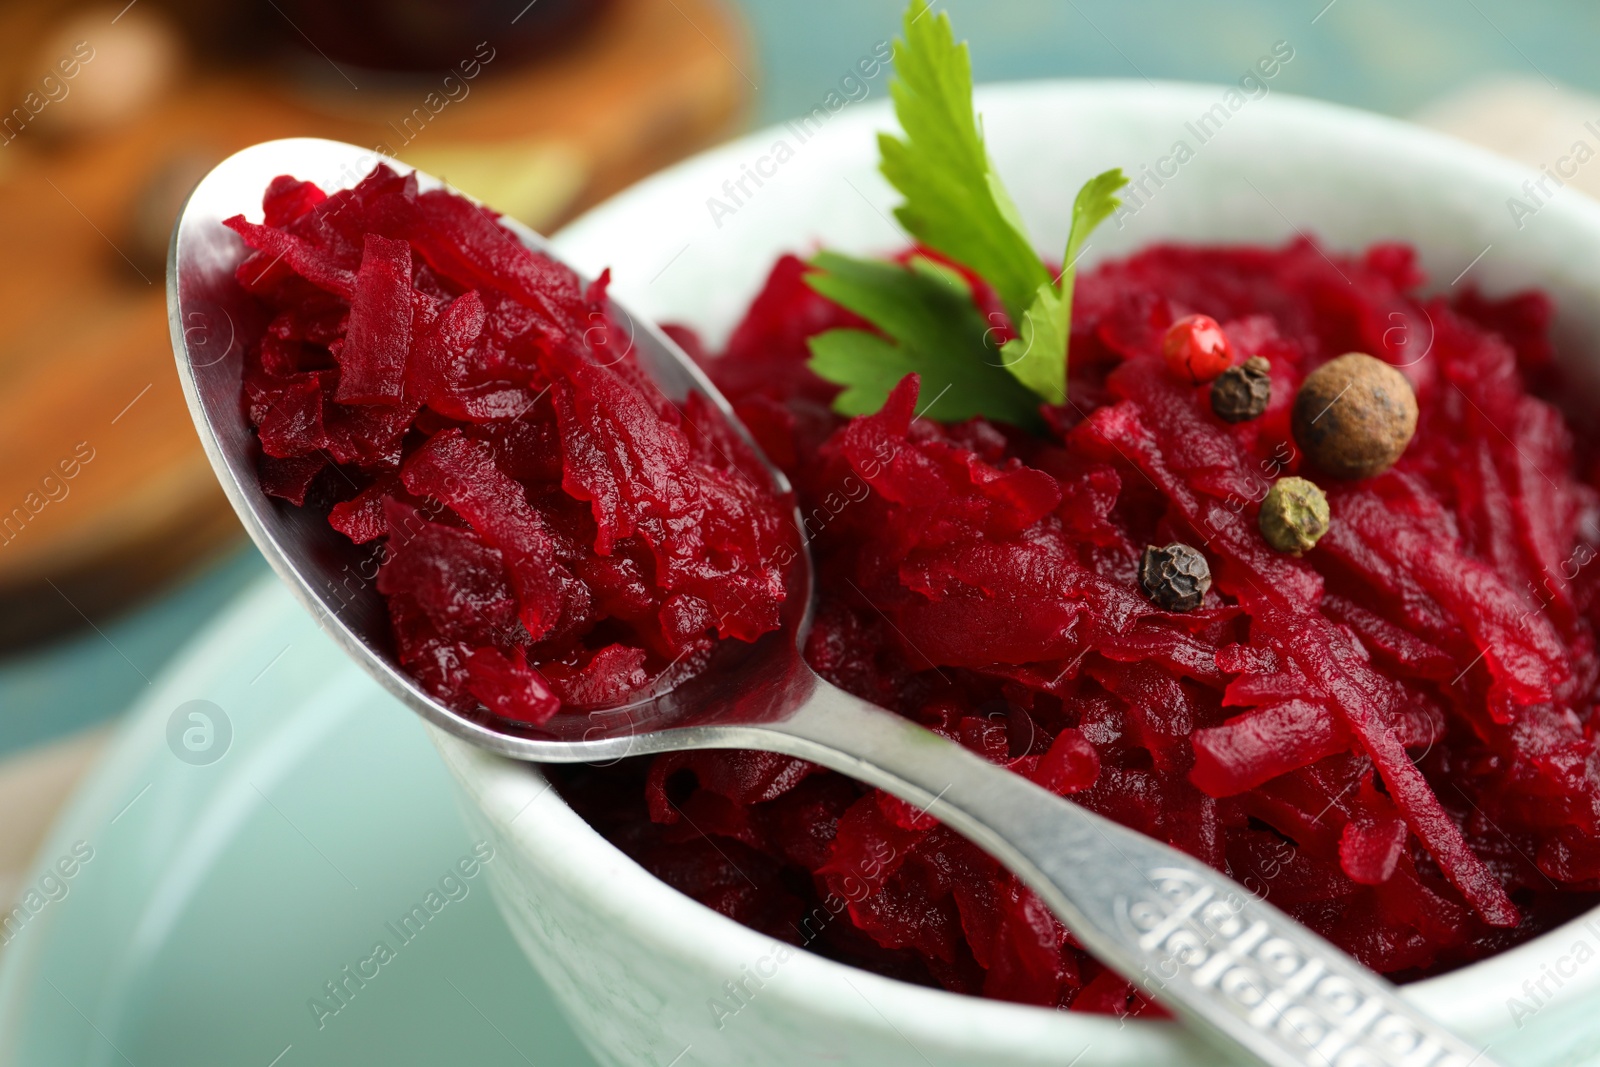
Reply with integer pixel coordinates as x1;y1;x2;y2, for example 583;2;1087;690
168;136;813;759
169;137;1500;1067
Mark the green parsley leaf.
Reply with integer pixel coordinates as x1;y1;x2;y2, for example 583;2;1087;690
799;0;1127;428
998;168;1128;405
878;0;1049;324
806;251;1042;428
1064;167;1130;274
997;280;1069;406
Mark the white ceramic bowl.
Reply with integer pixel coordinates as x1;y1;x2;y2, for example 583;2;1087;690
433;80;1600;1067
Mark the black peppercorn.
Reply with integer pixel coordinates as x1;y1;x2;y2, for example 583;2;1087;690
1139;543;1212;612
1210;356;1272;423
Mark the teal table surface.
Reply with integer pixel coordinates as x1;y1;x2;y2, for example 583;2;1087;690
742;0;1600;124
3;0;1597;757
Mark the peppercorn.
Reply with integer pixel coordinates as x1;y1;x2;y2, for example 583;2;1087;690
1210;356;1272;423
1291;353;1418;479
1139;543;1212;612
1259;476;1329;554
1162;314;1235;384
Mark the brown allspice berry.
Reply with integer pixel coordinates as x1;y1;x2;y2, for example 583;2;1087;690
1291;353;1418;479
1139;543;1212;612
1210;356;1272;422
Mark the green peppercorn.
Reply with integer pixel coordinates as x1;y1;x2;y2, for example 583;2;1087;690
1139;543;1212;612
1259;476;1330;555
1210;356;1272;423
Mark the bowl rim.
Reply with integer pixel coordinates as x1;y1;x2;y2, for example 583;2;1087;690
461;76;1600;1056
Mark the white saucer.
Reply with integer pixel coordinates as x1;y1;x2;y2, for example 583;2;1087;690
0;575;600;1067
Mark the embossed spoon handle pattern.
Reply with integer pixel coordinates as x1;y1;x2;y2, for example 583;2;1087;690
743;680;1501;1067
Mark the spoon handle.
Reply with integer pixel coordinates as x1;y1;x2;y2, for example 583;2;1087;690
752;676;1500;1067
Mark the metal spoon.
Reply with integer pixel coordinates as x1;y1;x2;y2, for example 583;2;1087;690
169;138;1499;1067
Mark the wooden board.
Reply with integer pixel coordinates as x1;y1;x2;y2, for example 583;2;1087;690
0;0;752;648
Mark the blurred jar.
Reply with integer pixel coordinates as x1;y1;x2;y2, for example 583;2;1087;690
271;0;611;72
26;5;184;139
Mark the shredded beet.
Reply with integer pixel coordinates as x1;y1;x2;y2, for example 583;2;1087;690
233;166;1600;1015
230;165;791;725
555;241;1600;1014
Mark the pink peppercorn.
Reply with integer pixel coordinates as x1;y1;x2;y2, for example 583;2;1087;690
1162;313;1234;384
